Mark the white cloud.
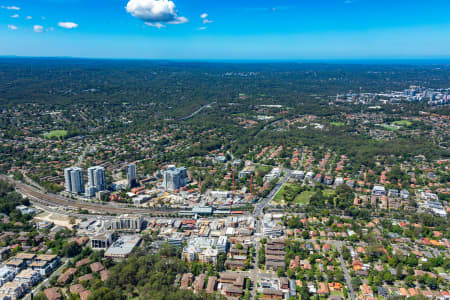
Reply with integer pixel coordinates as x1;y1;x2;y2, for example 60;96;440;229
58;22;78;29
11;14;19;18
197;26;207;30
33;25;43;33
8;24;18;30
200;12;212;24
145;22;165;29
26;16;32;19
2;5;20;10
126;0;188;25
167;16;187;24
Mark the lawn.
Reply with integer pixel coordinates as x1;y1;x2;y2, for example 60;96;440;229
330;291;344;297
330;122;345;127
393;120;412;127
44;130;68;139
323;189;335;197
273;183;315;205
380;124;400;131
273;183;292;203
293;190;315;205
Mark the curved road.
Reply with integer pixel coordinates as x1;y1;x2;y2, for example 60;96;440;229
177;102;216;121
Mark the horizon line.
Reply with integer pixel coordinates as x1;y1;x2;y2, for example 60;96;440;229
2;55;450;65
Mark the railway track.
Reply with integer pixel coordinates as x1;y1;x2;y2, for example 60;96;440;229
1;175;178;216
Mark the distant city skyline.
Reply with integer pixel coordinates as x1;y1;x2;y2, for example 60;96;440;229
1;0;450;59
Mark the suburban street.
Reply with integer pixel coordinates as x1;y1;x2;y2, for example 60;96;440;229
76;144;91;167
25;259;68;300
335;242;357;300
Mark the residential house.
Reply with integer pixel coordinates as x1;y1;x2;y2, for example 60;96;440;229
361;284;373;297
193;274;206;292
206;276;217;294
58;268;77;285
317;282;330;296
262;288;283;299
44;287;62;300
90;262;104;273
180;273;194;289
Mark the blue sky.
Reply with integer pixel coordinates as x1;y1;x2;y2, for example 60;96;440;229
1;0;450;59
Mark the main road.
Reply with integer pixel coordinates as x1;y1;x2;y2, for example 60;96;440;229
253;168;292;218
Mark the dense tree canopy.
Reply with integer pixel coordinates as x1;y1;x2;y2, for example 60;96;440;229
89;245;225;300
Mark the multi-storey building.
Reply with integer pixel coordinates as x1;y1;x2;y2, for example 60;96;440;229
90;232;116;250
64;167;85;194
110;215;143;233
216;236;229;253
86;166;107;197
162;165;188;191
126;163;137;188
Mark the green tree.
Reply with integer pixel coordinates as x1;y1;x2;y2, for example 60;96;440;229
63;242;82;257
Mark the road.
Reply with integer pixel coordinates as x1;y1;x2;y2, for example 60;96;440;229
25;259;68;300
253;169;292;218
177;102;216;121
335;241;356;300
76;144;91;167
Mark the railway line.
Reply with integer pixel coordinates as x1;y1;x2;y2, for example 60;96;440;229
0;175;178;216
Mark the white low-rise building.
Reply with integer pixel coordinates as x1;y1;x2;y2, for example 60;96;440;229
182;237;218;263
263;214;283;237
216;236;229;253
334;177;344;186
0;267;15;286
0;281;26;299
104;235;142;259
29;255;60;276
14;269;42;288
264;168;282;182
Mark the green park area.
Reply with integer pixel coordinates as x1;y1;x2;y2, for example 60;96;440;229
392;120;413;127
273;183;318;205
322;189;336;197
293;190;315;205
44;130;68;139
380;124;400;131
330;122;345;127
